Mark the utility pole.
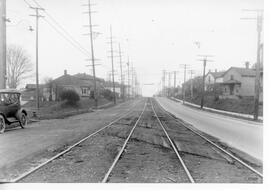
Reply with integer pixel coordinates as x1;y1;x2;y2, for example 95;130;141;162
126;58;130;99
173;71;180;98
85;0;98;108
162;70;166;96
242;9;263;120
109;25;116;105
165;70;168;96
0;0;6;89
189;70;195;99
131;64;134;98
197;55;213;109
30;6;44;110
173;71;177;89
118;43;124;100
254;12;263;120
183;65;186;103
168;72;171;89
131;65;137;98
180;64;190;104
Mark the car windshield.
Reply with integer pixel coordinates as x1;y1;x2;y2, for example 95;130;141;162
0;93;20;106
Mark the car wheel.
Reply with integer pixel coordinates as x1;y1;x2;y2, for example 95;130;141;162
19;113;27;129
0;115;6;134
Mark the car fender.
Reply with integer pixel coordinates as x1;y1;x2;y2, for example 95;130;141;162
0;112;9;123
15;108;28;120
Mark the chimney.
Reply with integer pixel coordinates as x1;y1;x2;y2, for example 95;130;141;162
245;62;250;69
64;70;67;75
215;69;217;73
208;69;211;73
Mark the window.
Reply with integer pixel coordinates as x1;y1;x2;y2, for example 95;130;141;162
0;93;19;105
81;88;88;95
230;75;234;80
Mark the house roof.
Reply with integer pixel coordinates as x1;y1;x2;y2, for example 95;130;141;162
206;71;225;79
226;67;256;77
52;74;92;87
211;71;225;78
73;73;105;83
51;73;107;90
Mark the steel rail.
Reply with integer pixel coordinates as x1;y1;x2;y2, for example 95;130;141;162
102;101;147;183
150;99;195;183
10;99;143;183
154;98;263;178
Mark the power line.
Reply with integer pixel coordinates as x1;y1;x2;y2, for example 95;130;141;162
42;18;90;57
84;0;98;108
197;55;214;109
23;0;32;7
29;5;45;109
180;64;190;103
108;25;116;104
242;9;263;120
31;0;91;57
0;0;7;89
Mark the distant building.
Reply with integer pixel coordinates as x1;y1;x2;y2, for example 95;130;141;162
50;70;97;100
23;70;128;101
21;84;48;101
204;62;263;102
219;62;263;102
205;69;225;91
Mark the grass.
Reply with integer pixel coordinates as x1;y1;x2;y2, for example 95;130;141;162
184;95;263;116
23;98;112;120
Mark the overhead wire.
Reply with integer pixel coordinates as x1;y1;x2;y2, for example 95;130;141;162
30;0;91;57
42;18;91;58
23;0;32;7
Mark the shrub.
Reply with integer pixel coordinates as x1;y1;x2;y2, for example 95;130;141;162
60;89;80;105
101;89;114;101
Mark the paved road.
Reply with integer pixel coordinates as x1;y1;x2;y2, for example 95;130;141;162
156;97;263;161
0;99;140;180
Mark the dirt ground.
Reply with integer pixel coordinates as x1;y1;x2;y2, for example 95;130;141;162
20;99;262;183
0;99;140;182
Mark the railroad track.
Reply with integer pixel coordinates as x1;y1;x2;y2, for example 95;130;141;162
150;98;263;183
101;101;147;182
8;99;144;183
100;98;196;183
150;99;195;183
8;97;262;183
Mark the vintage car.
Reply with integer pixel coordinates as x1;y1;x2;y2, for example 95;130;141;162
0;89;28;134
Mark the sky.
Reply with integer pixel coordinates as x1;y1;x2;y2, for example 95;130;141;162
6;0;264;97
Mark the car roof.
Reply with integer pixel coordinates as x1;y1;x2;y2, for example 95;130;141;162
0;89;21;94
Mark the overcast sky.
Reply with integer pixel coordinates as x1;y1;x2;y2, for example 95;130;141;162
6;0;263;96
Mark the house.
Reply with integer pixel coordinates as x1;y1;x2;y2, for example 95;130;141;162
205;69;225;91
49;70;108;100
219;62;263;102
24;70;131;101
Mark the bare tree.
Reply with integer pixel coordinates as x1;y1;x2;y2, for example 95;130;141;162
6;45;33;89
